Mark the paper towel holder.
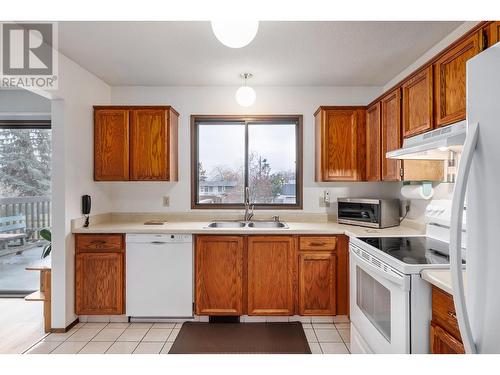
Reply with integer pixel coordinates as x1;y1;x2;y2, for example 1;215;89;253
401;181;434;200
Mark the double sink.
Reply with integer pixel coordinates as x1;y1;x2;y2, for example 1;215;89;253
206;220;288;229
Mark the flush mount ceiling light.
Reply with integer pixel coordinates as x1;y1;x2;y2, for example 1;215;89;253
211;20;259;48
235;73;256;107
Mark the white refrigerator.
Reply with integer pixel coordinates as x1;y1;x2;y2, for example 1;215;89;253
450;41;500;353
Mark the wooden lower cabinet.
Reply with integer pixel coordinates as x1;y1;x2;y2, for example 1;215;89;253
247;236;295;315
430;286;465;354
194;234;348;317
430;322;465;354
75;234;125;315
195;236;244;315
298;252;336;315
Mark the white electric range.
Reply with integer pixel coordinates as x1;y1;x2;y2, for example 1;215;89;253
349;200;465;354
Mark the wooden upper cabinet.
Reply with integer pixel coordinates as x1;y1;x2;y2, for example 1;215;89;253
366;102;381;181
75;234;125;315
402;66;433;138
94;106;178;181
491;21;500;45
434;33;480;127
195;236;244;316
299;252;336;316
247;236;295;316
381;89;402;181
130;109;168;180
481;21;500;49
94;109;130;181
315;107;366;182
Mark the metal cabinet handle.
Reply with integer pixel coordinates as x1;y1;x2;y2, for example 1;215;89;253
447;311;457;319
90;240;106;245
309;242;326;246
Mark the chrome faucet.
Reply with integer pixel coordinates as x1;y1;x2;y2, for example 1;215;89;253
244;187;254;221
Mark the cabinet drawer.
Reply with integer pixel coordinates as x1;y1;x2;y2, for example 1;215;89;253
432;286;461;341
76;234;124;252
299;236;337;251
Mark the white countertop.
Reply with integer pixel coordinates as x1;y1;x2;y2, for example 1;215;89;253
421;269;467;295
72;219;424;238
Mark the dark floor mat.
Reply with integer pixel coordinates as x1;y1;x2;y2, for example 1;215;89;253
169;322;311;354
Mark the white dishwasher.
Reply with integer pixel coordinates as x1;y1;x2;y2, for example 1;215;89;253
126;233;193;318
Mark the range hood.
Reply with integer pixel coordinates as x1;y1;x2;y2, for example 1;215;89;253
386;121;466;160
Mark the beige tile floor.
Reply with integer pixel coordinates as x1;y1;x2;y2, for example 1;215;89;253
24;321;351;354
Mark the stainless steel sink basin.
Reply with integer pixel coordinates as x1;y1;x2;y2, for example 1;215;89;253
205;220;288;229
206;221;246;228
247;221;288;228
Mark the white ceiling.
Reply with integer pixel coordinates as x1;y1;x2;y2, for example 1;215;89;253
58;21;463;87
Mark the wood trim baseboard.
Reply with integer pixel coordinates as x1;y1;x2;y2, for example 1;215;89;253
50;317;79;333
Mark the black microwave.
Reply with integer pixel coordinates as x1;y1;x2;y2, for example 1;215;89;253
337;198;400;228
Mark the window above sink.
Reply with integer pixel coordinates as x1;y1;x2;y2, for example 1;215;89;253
191;115;303;210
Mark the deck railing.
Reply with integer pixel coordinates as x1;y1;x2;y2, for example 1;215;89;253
0;196;51;240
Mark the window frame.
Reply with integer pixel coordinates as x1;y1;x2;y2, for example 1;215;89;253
191;114;303;210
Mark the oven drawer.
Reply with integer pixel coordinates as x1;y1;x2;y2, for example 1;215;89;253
299;236;337;251
431;286;462;341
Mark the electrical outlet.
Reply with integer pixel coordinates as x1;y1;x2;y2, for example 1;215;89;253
163;196;170;207
319;190;331;208
319;197;331;208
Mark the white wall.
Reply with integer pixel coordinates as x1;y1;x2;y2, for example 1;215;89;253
0;89;51;113
34;53;112;329
109;85;402;215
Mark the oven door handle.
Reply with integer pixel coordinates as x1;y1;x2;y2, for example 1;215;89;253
350;247;410;291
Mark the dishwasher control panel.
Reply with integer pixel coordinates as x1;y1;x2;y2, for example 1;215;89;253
125;233;193;243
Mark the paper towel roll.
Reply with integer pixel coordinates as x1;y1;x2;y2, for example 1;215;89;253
401;184;434;200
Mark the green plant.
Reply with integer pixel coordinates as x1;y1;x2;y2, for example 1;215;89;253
40;228;51;259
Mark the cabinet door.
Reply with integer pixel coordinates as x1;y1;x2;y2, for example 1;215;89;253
130;109;169;180
195;236;244;315
247;236;295;315
430;323;465;354
434;33;479;127
94;109;129;181
491;21;500;45
299;252;336;316
75;252;124;315
381;89;402;181
322;109;362;181
366;102;381;181
482;21;500;49
402;66;433;138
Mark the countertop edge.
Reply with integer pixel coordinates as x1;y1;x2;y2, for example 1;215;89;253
421;269;466;295
71;221;425;238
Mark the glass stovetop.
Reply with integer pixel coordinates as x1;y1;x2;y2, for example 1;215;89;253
357;236;455;265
